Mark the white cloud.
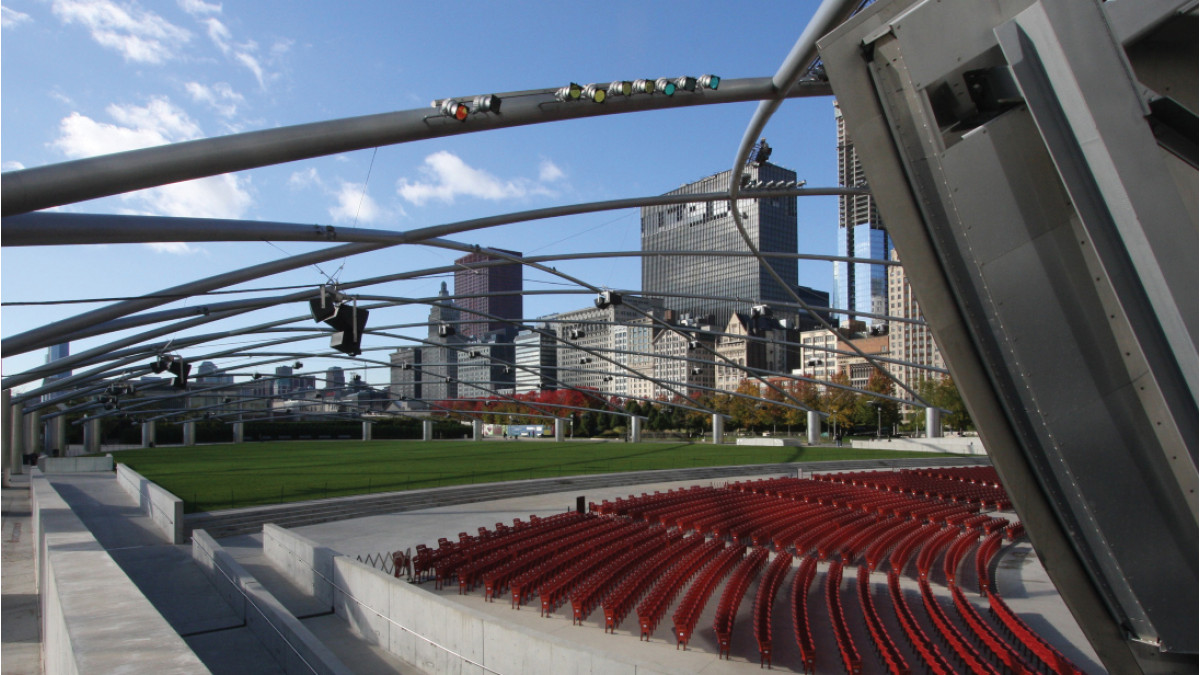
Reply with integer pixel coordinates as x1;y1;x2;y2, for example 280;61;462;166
203;16;265;88
288;166;323;190
177;0;220;16
2;160;26;171
396;151;557;206
51;0;190;64
185;81;243;117
146;241;203;254
329;181;386;224
538;159;565;183
51;97;253;219
2;5;32;28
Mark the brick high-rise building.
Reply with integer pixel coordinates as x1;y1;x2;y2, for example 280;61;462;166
454;249;523;340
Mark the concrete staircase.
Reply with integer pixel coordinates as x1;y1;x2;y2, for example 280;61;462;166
184;456;990;539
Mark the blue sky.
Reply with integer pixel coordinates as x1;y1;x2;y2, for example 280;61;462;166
1;1;838;390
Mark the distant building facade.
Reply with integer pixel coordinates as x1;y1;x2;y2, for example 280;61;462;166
454;249;524;340
834;101;892;328
641;159;800;329
887;247;945;399
513;327;557;394
545;296;664;394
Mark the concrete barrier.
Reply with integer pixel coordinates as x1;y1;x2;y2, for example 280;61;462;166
850;436;987;455
116;463;185;544
263;524;337;610
36;455;114;473
192;530;352;675
331;555;670;675
30;472;210;674
735;437;806;447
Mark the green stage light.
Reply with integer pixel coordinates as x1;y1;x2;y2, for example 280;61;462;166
582;84;606;103
699;74;720;90
633;79;655;94
655;78;676;96
607;80;633;97
555;83;582;101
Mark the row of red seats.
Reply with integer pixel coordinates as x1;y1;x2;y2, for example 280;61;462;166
636;538;726;640
856;566;910;675
672;545;746;649
712;547;769;658
539;523;660;618
568;527;680;625
976;530;1005;595
791;556;818;674
951;583;1035;673
942;529;981;588
592;485;712;518
818;469;1011;510
601;533;703;633
453;514;593;594
914;466;1003;487
864;520;923;572
920;577;1001;674
889;522;944;575
888;571;956;674
509;518;633;609
916;526;962;581
988;591;1086;675
478;516;601;600
432;513;588;589
753;551;792;669
825;560;862;674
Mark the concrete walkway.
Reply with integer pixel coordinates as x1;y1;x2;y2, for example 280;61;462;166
2;474;42;675
44;474;283;674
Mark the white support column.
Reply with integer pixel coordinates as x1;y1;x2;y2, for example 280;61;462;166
47;415;66;457
554;418;564;442
142;421;156;447
807;410;821;445
361;421;372;441
183;420;196;446
2;390;12;481
26;410;42;457
712;414;725;445
232;422;244;444
630;416;642;444
422;419;433;442
472;419;482;442
83;418;101;455
11;402;26;472
926;407;943;438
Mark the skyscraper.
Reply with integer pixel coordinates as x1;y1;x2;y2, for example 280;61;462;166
641;157;799;329
834;101;892;328
454;249;523;340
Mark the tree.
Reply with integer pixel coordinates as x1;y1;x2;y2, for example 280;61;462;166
921;376;972;433
729;380;762;430
823;370;858;435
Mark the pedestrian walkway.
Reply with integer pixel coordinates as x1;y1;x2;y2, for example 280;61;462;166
2;473;42;675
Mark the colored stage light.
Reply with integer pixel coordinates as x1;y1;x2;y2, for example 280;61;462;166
699;74;720;90
633;79;656;94
676;76;697;92
555;83;582;101
472;94;502;114
582;84;606;103
439;99;470;121
607;80;633;97
655;78;676;96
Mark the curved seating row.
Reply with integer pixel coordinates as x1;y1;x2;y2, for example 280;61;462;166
753;551;792;669
601;532;703;633
825;560;862;674
636;537;726;640
672;545;745;649
712;547;769;658
856;565;909;675
791;555;818;675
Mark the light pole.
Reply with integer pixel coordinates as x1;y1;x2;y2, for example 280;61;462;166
869;401;882;439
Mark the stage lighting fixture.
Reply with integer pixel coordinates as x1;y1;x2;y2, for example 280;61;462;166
472;94;502;114
439;99;470;121
655;78;676;96
607;80;633;97
582;84;605;103
632;79;655;94
555;83;582;101
310;288;370;356
253;372;263;380
594;290;622;309
698;74;720;90
438;323;456;337
675;76;697;92
294;361;303;369
148;354;189;389
569;329;585;340
688;339;700;350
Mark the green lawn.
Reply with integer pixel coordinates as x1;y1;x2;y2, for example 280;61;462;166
112;440;949;513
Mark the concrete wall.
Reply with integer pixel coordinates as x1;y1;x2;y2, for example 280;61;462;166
331;555;670;675
735;438;806;447
263;524;336;610
115;463;185;544
36;455;113;474
192;530;352;675
850;436;987;455
30;472;210;675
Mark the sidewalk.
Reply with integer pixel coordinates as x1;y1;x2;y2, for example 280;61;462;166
2;473;43;675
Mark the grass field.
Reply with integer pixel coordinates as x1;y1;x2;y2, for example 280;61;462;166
112;440;949;513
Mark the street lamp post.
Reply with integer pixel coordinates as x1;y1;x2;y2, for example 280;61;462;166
869;401;882;439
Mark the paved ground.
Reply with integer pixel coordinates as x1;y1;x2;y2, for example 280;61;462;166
2;473;42;675
281;471;1106;675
